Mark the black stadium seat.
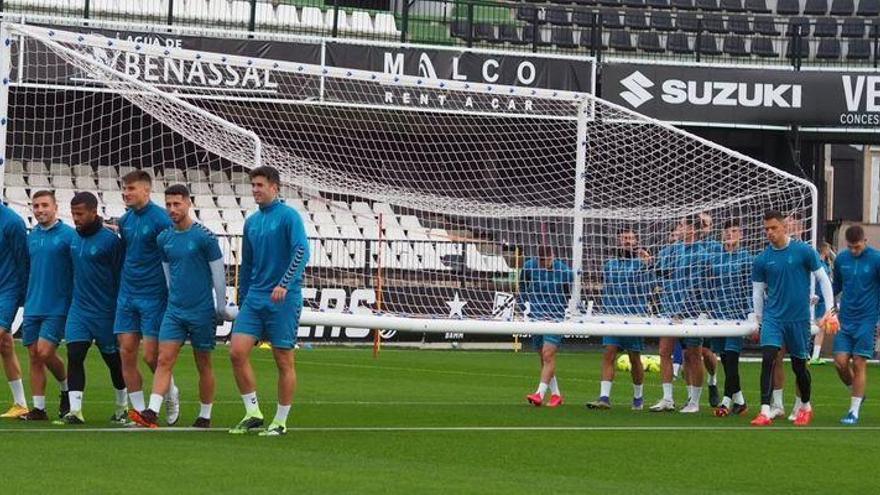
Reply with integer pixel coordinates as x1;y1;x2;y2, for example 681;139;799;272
786;16;809;36
667;32;693;53
677;13;701;32
625;11;649;29
545;7;571;26
753;15;781;36
751;37;778;56
450;20;471;40
600;9;624;28
609;30;635;50
572;10;595;26
744;0;771;12
637;32;665;52
517;5;539;22
720;0;745;11
723;35;748;56
624;0;647;7
579;27;601;47
599;0;622;6
804;0;829;14
813;18;839;37
785;39;810;58
847;39;871;59
816;39;842;59
776;0;801;14
671;0;696;9
550;26;577;48
728;15;754;34
473;23;496;42
647;0;672;7
830;0;854;15
696;0;721;10
841;17;866;38
498;24;525;44
704;14;728;33
857;0;880;15
696;34;721;55
650;11;676;31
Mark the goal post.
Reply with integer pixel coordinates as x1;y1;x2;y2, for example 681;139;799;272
2;23;818;338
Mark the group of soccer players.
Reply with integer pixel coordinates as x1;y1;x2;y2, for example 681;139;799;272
0;165;309;435
524;211;880;426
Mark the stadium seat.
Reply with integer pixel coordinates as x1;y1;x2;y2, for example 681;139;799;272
374;13;399;36
697;34;722;55
842;17;866;37
816;39;842;59
55;189;75;205
599;0;623;6
754;16;781;35
720;0;745;10
228;1;252;24
573;0;598;5
104;204;127;219
704;14;728;33
728;15;753;34
222;208;245;223
624;11;649;30
348;11;374;33
637;32;665;52
239;195;256;210
650;11;675;31
254;2;280;28
338;224;363;240
776;0;801;14
857;0;880;15
194;195;216;208
751;37;778;57
787;16;809;36
667;32;693;53
676;13;701;32
26;160;47;176
6;160;23;174
498;24;525;43
723;35;748;55
74;176;98;190
600;9;623;29
516;4;539;22
550;26;577;48
647;0;672;7
545;7;571;26
572;9;595;26
696;0;721;10
785;39;811;58
609;30;635;50
671;0;696;9
522;26;549;46
473;23;496;42
299;6;324;30
53;175;75;189
29;174;51;188
206;0;231;23
814;18;839;37
831;0;855;14
49;162;70;176
744;0;771;12
579;27;601;48
804;0;829;14
324;9;348;31
624;0;647;6
226;221;244;236
450;19;471;40
98;176;119;191
846;38;872;58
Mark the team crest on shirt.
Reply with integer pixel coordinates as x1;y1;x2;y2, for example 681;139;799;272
141;225;151;235
187;240;197;252
90;245;98;256
269;220;279;231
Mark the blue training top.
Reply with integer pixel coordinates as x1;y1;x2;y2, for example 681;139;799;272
239;199;310;304
752;239;822;322
833;246;880;323
118;201;173;299
657;241;709;317
601;256;655;315
158;222;223;312
707;247;753;320
70;225;123;319
521;257;573;321
0;204;28;304
24;220;76;317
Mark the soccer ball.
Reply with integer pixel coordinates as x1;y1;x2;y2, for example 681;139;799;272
643;355;661;373
616;354;632;371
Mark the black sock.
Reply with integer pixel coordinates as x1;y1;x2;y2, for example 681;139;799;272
100;351;127;391
721;351;741;399
67;341;90;392
760;346;777;406
791;356;811;404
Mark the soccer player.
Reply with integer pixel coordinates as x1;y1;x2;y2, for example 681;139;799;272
56;192;129;425
522;245;573;408
131;185;232;429
115;170;179;425
229;166;310;436
831;225;880;424
697;212;721;407
586;228;653;410
20;190;74;421
0;201;29;418
808;242;835;365
708;220;752;417
651;216;709;413
750;210;835;427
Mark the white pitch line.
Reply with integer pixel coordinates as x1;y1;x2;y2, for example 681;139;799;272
2;425;880;433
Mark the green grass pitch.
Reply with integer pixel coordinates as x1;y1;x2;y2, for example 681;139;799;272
1;344;878;494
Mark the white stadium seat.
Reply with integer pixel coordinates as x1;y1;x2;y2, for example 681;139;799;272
52;175;75;189
275;4;299;28
7;160;24;174
193;194;216;208
28;174;51;188
186;168;208;183
97;176;118;191
226;221;244;236
5;174;26;187
222;208;245;223
102;192;126;206
72;164;93;177
214;183;235;196
307;200;330;214
74;176;98;190
399;215;423;230
163;168;187;183
4;187;29;203
316;224;340;238
203;219;227;236
26;161;48;176
351;201;372;215
206;0;230;23
324;8;348;30
216;195;239;208
299;6;323;30
50;162;71;176
150;192;165;205
198;208;223;222
373;202;395;216
239;195;256;210
338;224;363;240
253;1;279;27
190;182;213;195
374;13;399;35
347;11;374;33
229;0;253;24
104;204;127;218
54;189;76;205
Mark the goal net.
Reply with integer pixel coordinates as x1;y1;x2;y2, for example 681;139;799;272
1;23;816;337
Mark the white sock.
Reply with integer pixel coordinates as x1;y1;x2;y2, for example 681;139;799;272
535;382;549;398
114;388;128;408
200;402;213;419
633;383;643;399
148;393;164;413
241;391;259;412
760;404;771;416
811;345;821;361
721;396;732;408
662;382;673;401
672;363;681;378
58;379;68;392
167;377;178;398
850;396;863;417
129;390;146;412
690;386;702;405
69;391;83;412
8;379;26;406
599;380;612;398
33;395;46;410
274;404;291;425
707;373;717;386
793;396;804;411
733;391;745;405
549;376;560;396
771;389;784;409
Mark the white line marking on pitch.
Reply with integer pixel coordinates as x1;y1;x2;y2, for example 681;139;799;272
2;426;880;433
